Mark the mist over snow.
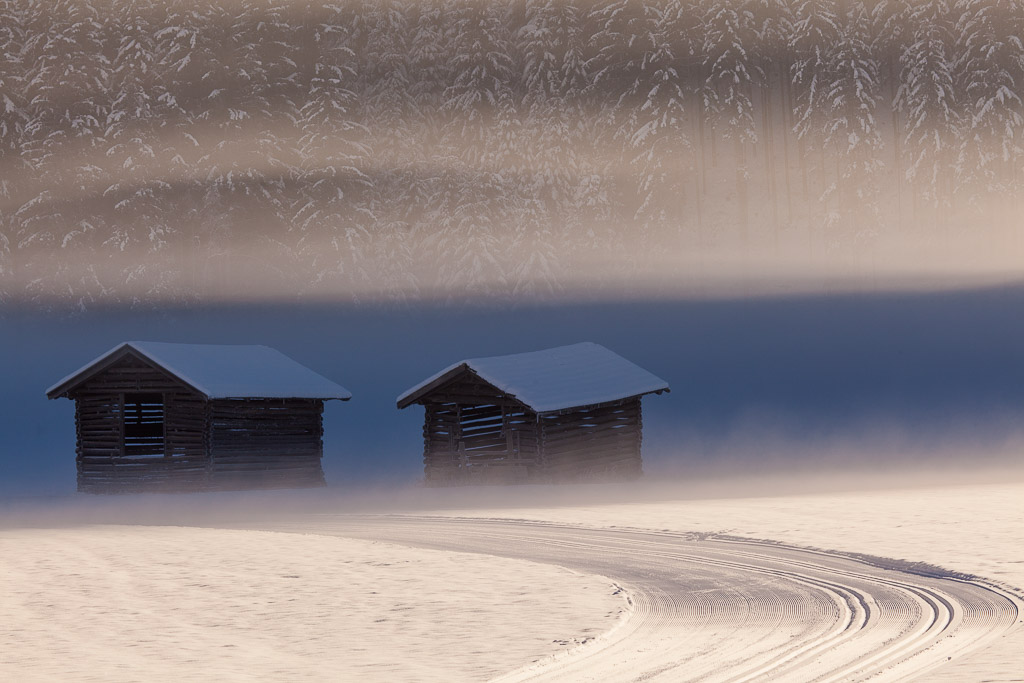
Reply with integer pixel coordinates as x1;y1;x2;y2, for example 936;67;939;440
1;0;1022;492
4;289;1024;495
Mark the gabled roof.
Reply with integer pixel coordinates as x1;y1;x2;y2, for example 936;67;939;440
46;341;352;401
397;342;669;414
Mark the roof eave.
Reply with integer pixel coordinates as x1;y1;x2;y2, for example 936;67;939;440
396;363;471;409
533;386;670;416
213;394;352;401
46;342;129;399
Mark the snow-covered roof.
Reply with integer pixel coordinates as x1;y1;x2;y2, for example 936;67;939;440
46;341;352;401
397;342;669;414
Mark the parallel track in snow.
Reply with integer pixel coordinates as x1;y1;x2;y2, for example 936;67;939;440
248;516;1020;682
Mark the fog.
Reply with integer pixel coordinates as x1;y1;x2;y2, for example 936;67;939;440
3;289;1023;498
3;0;1023;306
2;0;1024;499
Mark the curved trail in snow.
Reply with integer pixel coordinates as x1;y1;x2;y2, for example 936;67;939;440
249;516;1021;682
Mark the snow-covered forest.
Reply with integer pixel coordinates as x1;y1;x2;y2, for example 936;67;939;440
1;0;1022;307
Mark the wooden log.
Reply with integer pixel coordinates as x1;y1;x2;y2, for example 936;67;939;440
541;412;636;435
544;440;640;464
542;422;639;444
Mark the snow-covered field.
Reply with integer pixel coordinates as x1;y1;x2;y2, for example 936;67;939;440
1;476;1021;681
421;478;1024;681
0;526;623;682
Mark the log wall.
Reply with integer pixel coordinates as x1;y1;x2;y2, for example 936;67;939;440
421;371;539;485
208;398;326;489
538;399;643;482
70;353;208;493
418;370;642;485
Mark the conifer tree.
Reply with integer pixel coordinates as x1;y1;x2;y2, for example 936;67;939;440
701;0;763;238
896;0;961;217
953;0;1023;206
820;1;883;239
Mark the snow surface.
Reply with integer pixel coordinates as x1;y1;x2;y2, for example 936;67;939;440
47;341;352;401
440;481;1024;593
429;480;1024;681
2;479;1020;682
397;342;669;413
0;525;621;682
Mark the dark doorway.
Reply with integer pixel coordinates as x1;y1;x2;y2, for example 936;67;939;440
123;392;165;457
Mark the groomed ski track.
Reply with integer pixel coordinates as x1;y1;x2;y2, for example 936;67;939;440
247;516;1021;682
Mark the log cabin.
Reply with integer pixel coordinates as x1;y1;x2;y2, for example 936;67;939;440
46;341;351;493
397;342;669;485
